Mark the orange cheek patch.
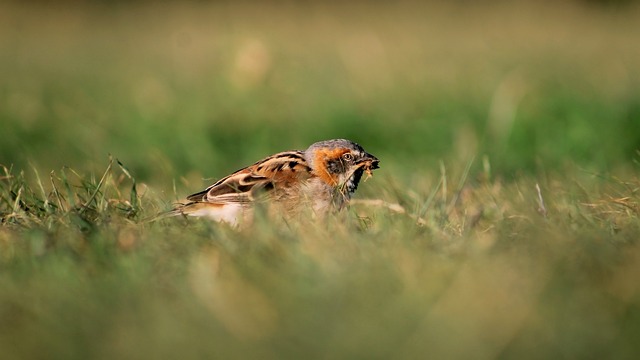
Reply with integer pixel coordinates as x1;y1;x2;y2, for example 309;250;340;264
313;148;350;186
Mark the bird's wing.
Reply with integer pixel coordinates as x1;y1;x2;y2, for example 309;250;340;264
186;150;311;204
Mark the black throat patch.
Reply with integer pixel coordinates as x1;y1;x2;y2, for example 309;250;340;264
345;167;364;196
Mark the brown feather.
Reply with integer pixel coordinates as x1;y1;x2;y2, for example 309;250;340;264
186;151;310;205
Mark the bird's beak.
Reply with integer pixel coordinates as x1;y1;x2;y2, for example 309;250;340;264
364;153;379;170
358;153;379;171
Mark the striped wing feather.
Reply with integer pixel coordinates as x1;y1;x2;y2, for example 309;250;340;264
186;151;310;204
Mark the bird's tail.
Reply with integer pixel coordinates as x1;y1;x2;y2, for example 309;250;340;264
142;203;189;223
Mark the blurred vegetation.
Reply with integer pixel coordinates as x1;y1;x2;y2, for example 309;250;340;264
1;1;639;183
1;1;640;359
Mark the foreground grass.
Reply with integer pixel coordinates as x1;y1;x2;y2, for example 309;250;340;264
1;160;639;359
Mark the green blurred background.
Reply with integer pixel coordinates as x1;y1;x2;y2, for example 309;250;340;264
2;2;640;359
2;0;639;188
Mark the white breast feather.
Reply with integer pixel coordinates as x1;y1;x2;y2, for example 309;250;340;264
187;203;244;227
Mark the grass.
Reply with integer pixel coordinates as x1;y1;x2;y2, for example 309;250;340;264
2;158;640;359
2;1;640;359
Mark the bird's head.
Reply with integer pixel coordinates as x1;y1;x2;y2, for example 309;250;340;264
304;139;379;197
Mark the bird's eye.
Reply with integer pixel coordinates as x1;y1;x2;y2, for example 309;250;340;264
342;153;354;162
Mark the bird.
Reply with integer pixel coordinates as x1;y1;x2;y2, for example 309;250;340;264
163;139;379;226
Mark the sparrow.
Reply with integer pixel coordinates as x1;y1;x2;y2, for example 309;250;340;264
164;139;379;226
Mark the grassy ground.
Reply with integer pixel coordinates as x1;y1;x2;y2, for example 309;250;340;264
2;1;640;359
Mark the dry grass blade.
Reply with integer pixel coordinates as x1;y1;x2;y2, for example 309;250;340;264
116;158;139;215
50;170;66;212
536;183;547;218
78;157;113;214
11;186;23;215
31;163;50;212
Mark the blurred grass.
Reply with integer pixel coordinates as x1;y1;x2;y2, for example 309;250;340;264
2;156;640;359
2;1;640;359
2;1;639;182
